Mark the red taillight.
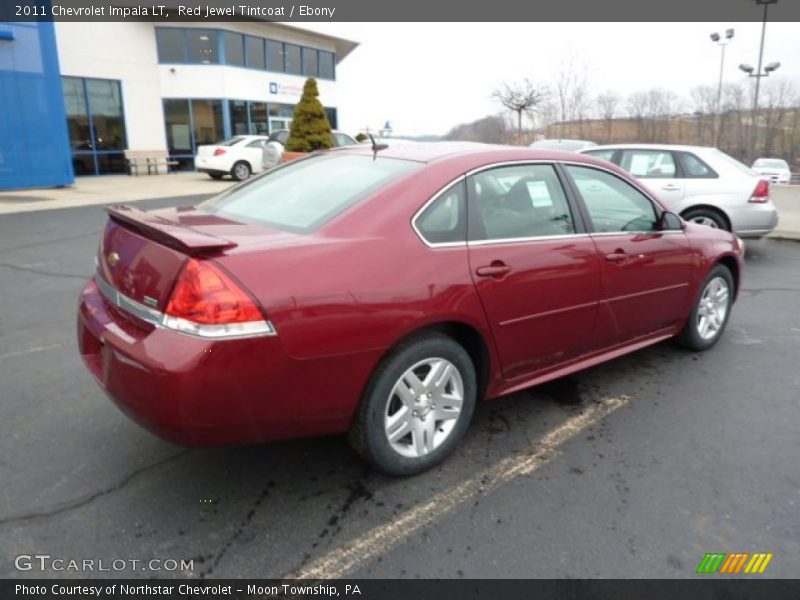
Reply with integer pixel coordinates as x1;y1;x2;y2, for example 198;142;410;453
165;259;264;325
749;179;770;203
213;148;227;157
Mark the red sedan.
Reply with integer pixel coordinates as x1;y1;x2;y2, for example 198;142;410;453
77;144;744;475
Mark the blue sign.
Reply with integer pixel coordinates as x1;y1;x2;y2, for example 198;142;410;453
269;82;278;95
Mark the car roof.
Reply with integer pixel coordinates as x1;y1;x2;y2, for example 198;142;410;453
330;141;619;169
579;143;715;153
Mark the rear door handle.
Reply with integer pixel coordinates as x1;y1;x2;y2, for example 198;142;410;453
661;184;681;191
475;261;512;278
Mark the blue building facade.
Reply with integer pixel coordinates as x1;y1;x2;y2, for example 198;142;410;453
0;21;73;190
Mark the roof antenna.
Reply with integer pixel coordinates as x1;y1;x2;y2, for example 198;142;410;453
368;133;388;161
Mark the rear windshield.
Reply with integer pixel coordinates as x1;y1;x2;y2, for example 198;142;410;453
201;154;421;233
754;159;788;169
218;136;248;146
710;149;758;176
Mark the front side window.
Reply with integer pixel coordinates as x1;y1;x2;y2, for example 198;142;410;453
619;149;676;178
566;165;658;233
467;164;575;241
203;155;421;233
415;181;466;244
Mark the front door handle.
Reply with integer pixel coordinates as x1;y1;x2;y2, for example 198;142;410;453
605;250;628;263
476;261;512;278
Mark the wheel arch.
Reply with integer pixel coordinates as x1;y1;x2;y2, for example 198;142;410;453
680;204;732;231
715;254;740;301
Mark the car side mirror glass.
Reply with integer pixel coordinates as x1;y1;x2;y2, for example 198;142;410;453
659;211;684;231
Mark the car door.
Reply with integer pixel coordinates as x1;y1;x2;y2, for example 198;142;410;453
563;164;694;347
617;148;685;210
466;163;602;380
244;138;268;172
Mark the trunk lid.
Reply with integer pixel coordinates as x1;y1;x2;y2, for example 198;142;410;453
97;204;293;312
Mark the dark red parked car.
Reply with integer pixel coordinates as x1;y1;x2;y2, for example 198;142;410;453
77;143;744;475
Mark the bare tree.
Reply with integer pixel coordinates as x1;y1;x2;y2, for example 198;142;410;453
690;85;717;145
492;79;548;144
627;91;649;140
596;91;621;142
762;78;795;156
722;81;749;156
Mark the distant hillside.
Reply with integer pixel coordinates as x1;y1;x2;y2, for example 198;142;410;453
443;115;507;144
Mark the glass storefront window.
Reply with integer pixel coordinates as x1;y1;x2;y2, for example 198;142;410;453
285;44;301;75
62;77;128;175
223;31;244;66
191;99;224;145
249;102;268;135
318;51;335;79
187;29;217;64
302;48;318;77
156;28;184;62
266;40;284;72
245;36;265;70
164;99;192;156
229;100;248;136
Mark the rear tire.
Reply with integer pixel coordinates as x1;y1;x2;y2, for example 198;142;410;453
231;161;251;181
682;208;729;231
676;264;734;351
349;333;476;476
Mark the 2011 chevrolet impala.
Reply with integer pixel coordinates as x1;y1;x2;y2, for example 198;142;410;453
77;143;744;475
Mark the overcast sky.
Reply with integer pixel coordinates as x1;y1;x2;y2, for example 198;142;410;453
302;22;800;137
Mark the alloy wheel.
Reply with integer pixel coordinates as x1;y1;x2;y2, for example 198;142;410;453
384;358;464;458
696;276;730;340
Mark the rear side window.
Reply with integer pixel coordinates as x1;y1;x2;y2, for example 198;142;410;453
415;181;466;245
679;152;718;178
467;164;576;241
202;154;421;233
619;149;676;178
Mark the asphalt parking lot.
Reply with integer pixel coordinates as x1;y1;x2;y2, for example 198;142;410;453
1;196;798;579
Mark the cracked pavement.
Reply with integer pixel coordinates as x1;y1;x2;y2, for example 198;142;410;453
1;196;799;579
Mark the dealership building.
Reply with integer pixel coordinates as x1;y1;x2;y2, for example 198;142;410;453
0;21;358;189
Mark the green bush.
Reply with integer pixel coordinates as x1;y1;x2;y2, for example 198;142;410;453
354;132;369;143
285;78;334;152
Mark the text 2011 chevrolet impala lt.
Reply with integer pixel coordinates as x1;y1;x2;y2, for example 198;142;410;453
77;144;744;475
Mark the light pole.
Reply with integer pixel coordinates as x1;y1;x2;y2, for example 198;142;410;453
710;28;734;147
741;0;780;161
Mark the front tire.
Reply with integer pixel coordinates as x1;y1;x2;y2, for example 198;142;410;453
231;161;251;181
676;264;734;351
349;333;476;476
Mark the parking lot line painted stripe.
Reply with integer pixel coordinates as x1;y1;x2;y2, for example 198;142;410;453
0;343;65;361
284;395;630;581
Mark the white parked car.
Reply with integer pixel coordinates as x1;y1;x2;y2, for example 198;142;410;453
752;158;791;184
261;129;357;170
578;144;779;238
530;139;597;152
195;135;269;181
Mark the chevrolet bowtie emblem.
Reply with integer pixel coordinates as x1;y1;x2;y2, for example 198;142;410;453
107;252;120;267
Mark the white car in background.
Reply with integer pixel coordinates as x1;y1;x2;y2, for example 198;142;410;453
579;144;779;238
752;158;791;184
261;129;357;170
195;135;269;181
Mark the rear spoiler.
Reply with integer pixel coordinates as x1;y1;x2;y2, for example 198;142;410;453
106;204;237;255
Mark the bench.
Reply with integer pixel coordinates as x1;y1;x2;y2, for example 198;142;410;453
124;150;179;175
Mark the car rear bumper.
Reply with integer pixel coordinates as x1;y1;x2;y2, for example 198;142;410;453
730;202;779;239
76;277;322;446
194;156;231;173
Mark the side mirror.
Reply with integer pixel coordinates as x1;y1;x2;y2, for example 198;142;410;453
658;211;684;231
